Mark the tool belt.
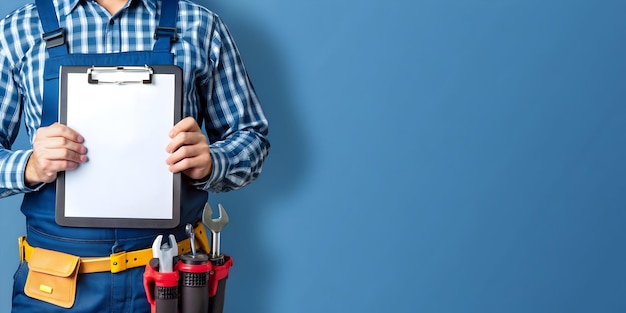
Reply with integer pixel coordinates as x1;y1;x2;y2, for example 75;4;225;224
17;223;210;308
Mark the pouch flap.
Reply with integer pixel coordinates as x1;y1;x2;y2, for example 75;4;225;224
28;248;80;277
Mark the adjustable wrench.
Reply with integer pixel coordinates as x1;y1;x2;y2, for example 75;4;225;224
148;234;179;313
152;234;178;272
202;203;232;313
201;203;229;259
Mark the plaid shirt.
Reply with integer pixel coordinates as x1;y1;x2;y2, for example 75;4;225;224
0;0;269;197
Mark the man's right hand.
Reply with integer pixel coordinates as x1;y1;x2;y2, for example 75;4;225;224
25;123;88;186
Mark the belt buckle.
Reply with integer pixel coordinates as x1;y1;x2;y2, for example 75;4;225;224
110;252;128;274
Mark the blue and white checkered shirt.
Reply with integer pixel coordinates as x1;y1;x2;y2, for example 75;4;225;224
0;0;269;197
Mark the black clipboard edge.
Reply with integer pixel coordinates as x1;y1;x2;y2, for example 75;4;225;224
55;65;183;229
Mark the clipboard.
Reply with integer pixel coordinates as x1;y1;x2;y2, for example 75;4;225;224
56;65;182;228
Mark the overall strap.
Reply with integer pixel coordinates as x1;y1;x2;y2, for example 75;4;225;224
35;0;68;57
153;0;180;52
37;0;179;55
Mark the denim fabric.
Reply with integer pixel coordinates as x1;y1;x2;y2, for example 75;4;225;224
11;0;197;311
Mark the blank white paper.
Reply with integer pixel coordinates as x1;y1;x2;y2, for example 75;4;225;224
62;71;176;220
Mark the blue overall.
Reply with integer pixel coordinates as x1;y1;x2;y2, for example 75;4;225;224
12;0;207;311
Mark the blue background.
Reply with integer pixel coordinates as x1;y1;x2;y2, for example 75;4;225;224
1;0;625;312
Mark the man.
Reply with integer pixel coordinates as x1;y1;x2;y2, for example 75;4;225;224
0;0;269;311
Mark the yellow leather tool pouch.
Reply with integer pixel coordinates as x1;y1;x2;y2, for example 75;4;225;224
24;247;80;308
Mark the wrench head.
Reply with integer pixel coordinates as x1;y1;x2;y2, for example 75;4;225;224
151;234;178;272
202;203;229;233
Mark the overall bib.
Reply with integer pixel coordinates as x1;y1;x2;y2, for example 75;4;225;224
13;0;208;311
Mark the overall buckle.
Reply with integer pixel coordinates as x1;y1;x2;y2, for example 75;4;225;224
42;28;66;49
153;27;178;43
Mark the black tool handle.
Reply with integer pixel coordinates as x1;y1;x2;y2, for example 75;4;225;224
179;254;210;313
155;285;178;313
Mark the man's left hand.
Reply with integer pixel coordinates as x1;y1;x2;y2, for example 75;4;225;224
166;117;212;180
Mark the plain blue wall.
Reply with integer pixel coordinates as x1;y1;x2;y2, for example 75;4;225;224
1;0;625;312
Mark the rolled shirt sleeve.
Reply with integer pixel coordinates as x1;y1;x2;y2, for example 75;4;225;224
193;15;270;193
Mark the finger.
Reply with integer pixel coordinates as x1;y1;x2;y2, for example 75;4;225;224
166;142;211;178
169;117;200;138
39;159;81;175
165;144;207;166
168;155;211;180
165;131;205;154
35;137;88;155
167;157;193;173
39;160;81;183
34;148;87;168
46;147;88;163
38;123;85;143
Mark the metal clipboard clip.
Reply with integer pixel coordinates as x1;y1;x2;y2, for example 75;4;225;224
87;66;154;84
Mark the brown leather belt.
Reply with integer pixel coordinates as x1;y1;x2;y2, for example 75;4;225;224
19;224;210;274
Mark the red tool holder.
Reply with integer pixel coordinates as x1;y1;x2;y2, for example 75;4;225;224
208;255;233;313
143;259;180;313
209;255;233;297
143;255;234;313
